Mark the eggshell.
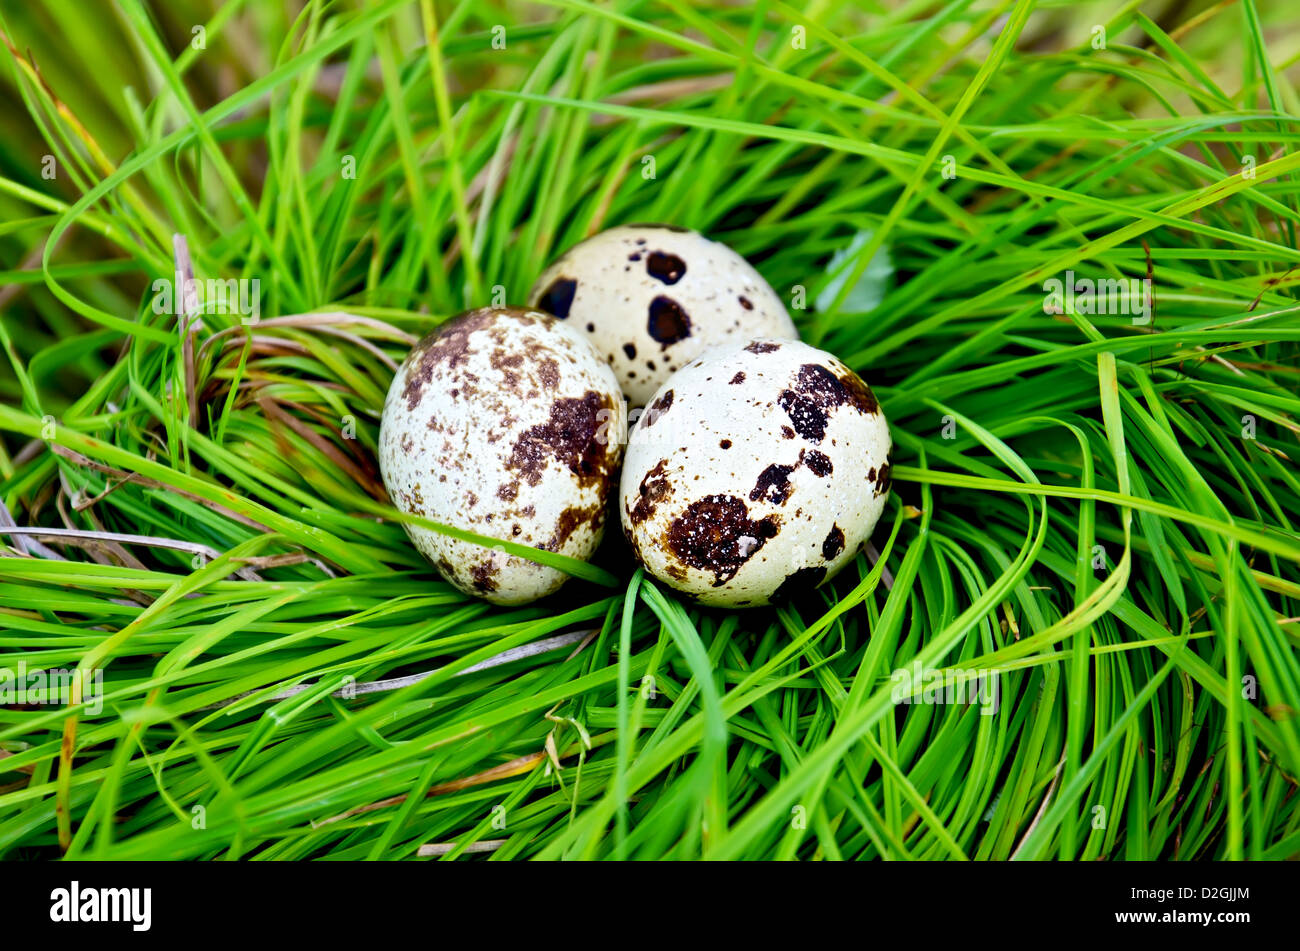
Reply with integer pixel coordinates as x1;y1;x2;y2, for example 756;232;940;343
619;339;890;607
379;307;626;605
529;224;797;405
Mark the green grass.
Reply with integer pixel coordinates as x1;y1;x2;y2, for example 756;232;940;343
1;0;1298;860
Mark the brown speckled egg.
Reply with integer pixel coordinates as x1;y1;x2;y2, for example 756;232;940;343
379;307;626;605
619;339;891;607
528;224;798;405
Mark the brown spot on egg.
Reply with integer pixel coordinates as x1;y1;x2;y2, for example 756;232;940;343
738;295;753;310
505;390;613;489
729;371;746;385
777;362;864;443
400;309;500;410
750;463;795;505
491;348;525;390
471;559;499;593
875;456;892;496
629;459;671;524
536;356;559;391
772;565;827;601
801;449;832;477
822;524;845;560
536;277;577;319
781;426;796;439
720;439;732;449
778;389;828;442
641;389;673;428
647;296;692;346
745;341;780;354
646;251;686;284
796;363;852;406
546;503;602;551
623;342;637;360
838;368;880;415
666;494;779;586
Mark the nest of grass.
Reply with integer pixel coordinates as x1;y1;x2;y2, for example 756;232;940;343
0;1;1298;859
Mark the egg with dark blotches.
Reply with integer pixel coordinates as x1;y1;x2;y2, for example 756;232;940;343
619;339;891;607
529;224;798;405
379;307;626;605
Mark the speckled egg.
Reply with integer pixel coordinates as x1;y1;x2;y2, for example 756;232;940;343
379;307;626;605
619;339;891;607
528;224;798;406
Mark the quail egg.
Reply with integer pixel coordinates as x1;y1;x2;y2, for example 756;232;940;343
619;339;890;607
529;224;798;405
379;307;626;605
